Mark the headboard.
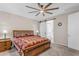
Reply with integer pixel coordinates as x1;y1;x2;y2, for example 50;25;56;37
13;30;34;37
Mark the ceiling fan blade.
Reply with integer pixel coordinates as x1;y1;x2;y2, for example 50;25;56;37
35;12;40;16
28;11;38;13
25;6;40;11
44;3;52;9
46;7;59;11
45;12;53;14
38;3;43;9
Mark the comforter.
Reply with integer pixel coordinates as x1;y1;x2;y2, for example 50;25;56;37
13;35;48;51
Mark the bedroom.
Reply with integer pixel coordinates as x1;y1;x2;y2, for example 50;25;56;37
0;3;79;56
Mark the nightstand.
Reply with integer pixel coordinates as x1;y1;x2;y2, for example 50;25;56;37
0;38;12;52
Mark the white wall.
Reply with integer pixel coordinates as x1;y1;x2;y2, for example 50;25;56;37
0;11;38;39
54;14;68;46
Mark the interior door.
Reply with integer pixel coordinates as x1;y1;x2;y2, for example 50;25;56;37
68;12;79;50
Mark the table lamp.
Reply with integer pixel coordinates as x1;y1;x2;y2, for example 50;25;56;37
36;30;39;36
3;30;7;39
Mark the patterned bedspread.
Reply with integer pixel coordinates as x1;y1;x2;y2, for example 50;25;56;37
13;35;48;51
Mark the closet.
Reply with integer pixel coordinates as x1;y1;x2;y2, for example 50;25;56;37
68;12;79;50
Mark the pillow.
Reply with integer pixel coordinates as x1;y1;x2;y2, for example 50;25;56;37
26;32;34;36
15;36;19;38
25;34;34;36
15;35;25;38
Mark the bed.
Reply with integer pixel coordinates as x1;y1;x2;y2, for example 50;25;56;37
13;30;51;56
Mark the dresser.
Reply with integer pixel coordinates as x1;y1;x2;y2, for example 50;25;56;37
0;38;12;52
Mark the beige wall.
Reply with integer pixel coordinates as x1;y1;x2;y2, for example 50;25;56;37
54;14;68;46
0;11;38;39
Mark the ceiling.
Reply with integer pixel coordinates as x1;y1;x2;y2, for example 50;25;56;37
0;3;79;21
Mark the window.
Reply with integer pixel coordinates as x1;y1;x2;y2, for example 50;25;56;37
39;20;54;43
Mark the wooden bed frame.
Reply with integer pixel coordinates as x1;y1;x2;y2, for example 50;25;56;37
13;30;51;56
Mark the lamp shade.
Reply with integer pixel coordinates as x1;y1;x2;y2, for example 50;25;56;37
3;30;8;34
36;30;39;33
2;30;8;39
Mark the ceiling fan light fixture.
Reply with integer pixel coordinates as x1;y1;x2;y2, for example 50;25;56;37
40;10;44;13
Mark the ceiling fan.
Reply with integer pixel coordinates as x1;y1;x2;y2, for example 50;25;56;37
25;3;59;16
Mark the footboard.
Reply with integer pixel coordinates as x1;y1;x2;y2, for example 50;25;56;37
19;41;50;56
